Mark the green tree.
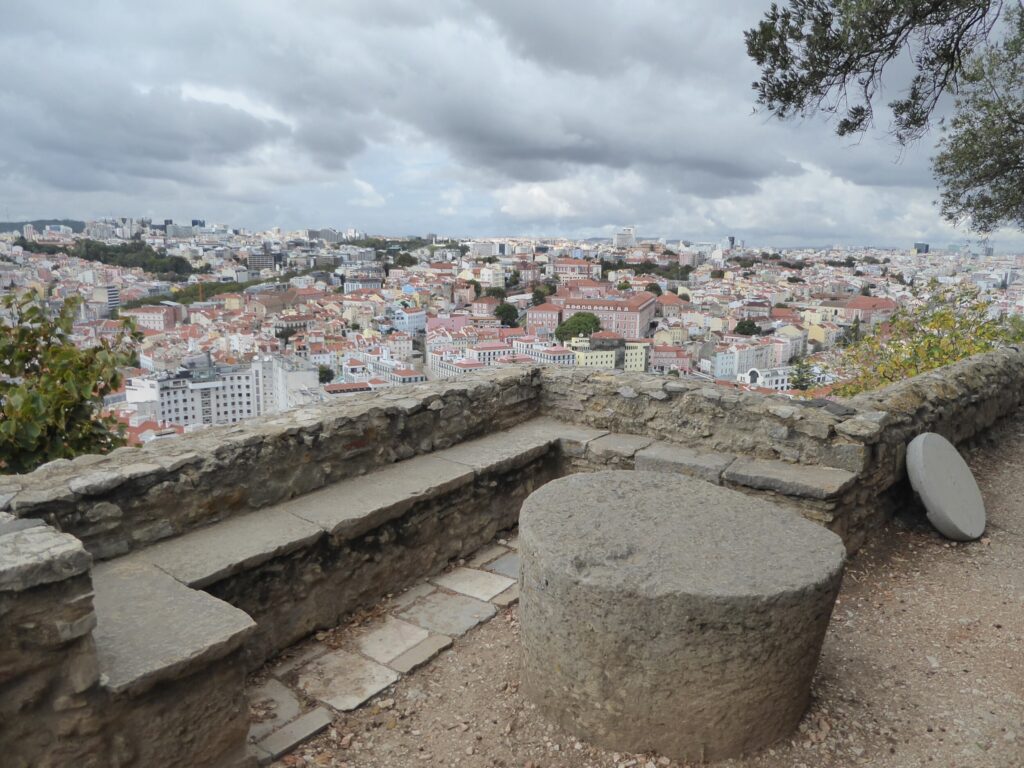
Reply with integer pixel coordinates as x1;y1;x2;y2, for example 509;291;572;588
317;365;334;384
834;283;1024;395
0;292;140;473
860;284;873;296
467;279;482;298
617;280;632;291
393;252;417;268
789;356;816;391
531;288;548;306
934;8;1024;232
555;312;601;342
747;1;1023;232
485;287;507;300
746;0;1008;143
644;282;663;296
275;327;298;347
494;302;520;327
710;269;725;279
679;292;691;302
734;318;759;335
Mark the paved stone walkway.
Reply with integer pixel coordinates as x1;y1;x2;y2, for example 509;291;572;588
247;534;520;764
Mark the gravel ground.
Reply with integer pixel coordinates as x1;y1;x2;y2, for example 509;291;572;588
272;414;1024;768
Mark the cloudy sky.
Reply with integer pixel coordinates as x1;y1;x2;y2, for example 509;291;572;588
1;0;1019;249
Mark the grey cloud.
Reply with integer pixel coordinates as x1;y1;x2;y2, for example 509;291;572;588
0;0;1007;247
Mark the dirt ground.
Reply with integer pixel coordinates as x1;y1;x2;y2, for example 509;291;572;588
272;414;1024;768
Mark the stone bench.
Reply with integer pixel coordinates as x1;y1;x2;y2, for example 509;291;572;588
115;419;606;664
519;470;846;762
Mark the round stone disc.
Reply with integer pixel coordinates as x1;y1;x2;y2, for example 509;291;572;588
906;433;985;541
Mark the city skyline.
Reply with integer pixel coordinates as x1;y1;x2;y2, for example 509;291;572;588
3;1;1023;249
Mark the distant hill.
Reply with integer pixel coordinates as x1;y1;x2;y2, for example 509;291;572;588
0;219;86;234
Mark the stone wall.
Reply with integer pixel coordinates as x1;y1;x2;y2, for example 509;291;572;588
0;515;98;768
0;369;541;561
541;348;1024;551
538;368;870;473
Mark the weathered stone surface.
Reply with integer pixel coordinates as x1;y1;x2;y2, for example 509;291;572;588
248;678;302;741
431;567;516;601
356;617;429;664
397;591;496;636
484;551;520;580
634;441;735;484
835;417;885;441
253;706;333;763
389;582;436;610
0;525;91;592
91;560;256;695
520;471;845;762
907;432;986;541
134;508;323;588
724;457;857;499
586;433;653;462
491;583;520;607
436;423;555;474
295;649;398;711
465;543;508;568
286;454;473;538
387;634;453;674
516;417;608;457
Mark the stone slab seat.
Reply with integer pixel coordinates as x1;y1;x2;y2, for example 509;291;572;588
127;419;602;591
723;457;857;500
91;559;256;697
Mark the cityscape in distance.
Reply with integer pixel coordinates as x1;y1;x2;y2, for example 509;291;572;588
3;217;1019;443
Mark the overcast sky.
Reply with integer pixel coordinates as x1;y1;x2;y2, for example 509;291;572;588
1;0;1019;249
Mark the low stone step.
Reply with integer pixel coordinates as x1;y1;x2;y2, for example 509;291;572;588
722;458;857;500
286;454;474;538
435;421;564;474
91;559;256;696
634;442;736;485
134;508;323;589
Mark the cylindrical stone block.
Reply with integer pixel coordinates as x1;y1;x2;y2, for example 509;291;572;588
520;470;845;762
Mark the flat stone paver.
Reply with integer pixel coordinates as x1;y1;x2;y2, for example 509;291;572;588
390;582;436;609
431;567;516;601
397;591;496;636
269;643;328;678
485;552;520;580
253;706;333;763
356;617;429;664
388;634;453;674
492;584;520;607
249;678;302;741
295;649;399;711
466;543;508;568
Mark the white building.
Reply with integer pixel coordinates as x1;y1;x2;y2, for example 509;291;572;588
613;226;637;249
125;353;318;428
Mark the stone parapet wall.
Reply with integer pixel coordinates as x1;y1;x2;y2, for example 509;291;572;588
0;369;541;561
0;514;256;768
0;515;99;768
538;368;870;473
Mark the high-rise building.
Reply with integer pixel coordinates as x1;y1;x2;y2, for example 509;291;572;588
613;227;637;248
913;242;930;254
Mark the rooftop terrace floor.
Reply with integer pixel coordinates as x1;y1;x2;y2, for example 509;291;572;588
255;411;1024;768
